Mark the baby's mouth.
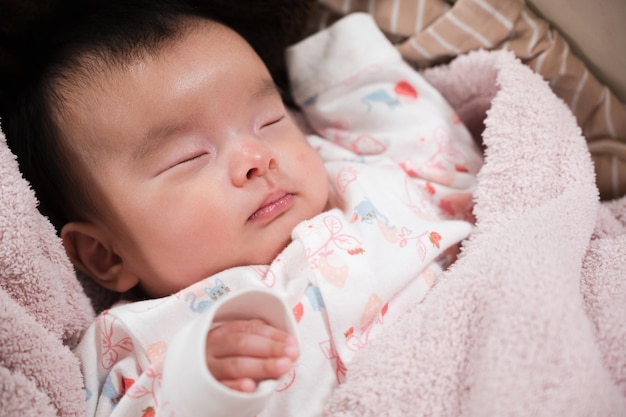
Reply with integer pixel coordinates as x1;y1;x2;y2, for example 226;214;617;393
248;193;294;223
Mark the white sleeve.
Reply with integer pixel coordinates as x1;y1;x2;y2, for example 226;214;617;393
286;12;482;187
287;12;482;223
76;309;159;417
77;288;296;417
286;12;455;136
160;288;297;417
286;12;401;106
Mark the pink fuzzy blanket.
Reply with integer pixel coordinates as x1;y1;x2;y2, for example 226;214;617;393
324;50;626;416
0;129;95;415
1;49;624;416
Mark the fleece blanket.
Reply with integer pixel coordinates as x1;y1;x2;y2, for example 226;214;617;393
0;128;95;416
323;50;626;416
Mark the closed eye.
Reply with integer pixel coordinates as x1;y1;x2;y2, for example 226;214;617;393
175;152;208;167
157;152;209;175
262;115;285;128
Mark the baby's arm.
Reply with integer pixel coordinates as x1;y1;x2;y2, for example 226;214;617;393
287;13;475;159
161;288;298;416
77;288;298;417
205;319;299;392
287;13;482;222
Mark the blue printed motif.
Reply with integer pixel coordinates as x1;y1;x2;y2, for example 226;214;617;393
305;283;325;311
184;279;231;313
102;376;120;408
361;81;418;112
353;199;392;227
361;89;402;112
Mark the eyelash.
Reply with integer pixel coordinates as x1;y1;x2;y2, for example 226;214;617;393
175;152;208;167
263;115;285;128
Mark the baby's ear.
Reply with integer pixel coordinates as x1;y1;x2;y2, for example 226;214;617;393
61;222;138;293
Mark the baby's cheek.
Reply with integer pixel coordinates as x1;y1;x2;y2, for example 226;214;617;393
295;152;307;162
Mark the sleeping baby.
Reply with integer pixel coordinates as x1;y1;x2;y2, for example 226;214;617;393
1;1;482;416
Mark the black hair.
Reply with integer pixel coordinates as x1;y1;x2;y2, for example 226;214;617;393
0;0;315;230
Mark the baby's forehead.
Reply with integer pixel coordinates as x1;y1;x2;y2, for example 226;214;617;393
65;15;222;80
53;18;247;159
58;17;251;115
52;18;203;110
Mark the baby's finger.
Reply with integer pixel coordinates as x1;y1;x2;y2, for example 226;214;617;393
209;319;291;342
220;378;257;393
208;331;298;360
209;355;295;383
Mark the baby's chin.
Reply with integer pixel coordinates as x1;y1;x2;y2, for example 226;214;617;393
259;230;295;264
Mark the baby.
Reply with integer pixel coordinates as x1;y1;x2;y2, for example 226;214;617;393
2;2;481;416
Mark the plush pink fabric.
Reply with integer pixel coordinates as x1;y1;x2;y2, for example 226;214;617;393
0;131;94;417
323;50;626;416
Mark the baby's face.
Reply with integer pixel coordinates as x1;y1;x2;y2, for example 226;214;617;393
59;22;329;297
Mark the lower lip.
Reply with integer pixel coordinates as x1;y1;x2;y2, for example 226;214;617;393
249;194;294;223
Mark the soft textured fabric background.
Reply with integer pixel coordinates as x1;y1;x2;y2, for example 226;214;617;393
528;0;626;102
0;129;94;417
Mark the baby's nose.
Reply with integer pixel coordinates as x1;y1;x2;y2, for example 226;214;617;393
231;140;277;187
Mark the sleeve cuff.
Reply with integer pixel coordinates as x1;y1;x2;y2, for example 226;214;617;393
161;288;297;417
286;12;401;105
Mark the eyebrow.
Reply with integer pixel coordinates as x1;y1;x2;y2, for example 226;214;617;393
252;78;283;102
132;78;282;162
132;119;192;162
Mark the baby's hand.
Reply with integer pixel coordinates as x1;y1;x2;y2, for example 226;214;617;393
205;319;299;393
